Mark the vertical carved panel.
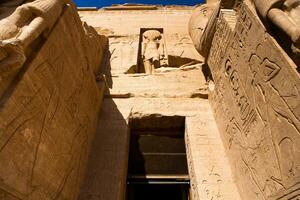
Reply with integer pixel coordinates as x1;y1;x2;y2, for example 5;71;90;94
0;5;103;200
208;3;300;200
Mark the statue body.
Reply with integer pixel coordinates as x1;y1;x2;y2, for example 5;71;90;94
142;30;164;74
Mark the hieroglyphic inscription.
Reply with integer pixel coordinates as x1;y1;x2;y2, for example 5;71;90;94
224;59;256;133
208;10;236;71
185;132;200;200
208;3;300;200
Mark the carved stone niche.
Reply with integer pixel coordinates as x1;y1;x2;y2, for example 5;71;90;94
206;2;300;200
134;28;168;74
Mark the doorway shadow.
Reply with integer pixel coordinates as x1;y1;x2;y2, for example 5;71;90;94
78;39;129;200
78;97;129;200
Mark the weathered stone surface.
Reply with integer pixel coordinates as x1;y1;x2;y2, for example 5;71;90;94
0;3;106;200
107;68;208;98
79;9;194;35
208;2;300;199
185;115;241;200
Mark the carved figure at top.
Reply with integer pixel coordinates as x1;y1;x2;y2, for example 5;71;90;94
142;30;165;74
0;0;68;98
189;0;300;62
254;0;300;54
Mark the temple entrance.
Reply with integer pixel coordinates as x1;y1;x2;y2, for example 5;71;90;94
127;181;189;200
126;115;190;200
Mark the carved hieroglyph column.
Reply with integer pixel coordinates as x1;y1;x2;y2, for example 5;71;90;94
204;2;300;200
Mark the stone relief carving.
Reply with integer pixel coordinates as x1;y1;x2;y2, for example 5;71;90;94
206;3;300;200
0;0;68;98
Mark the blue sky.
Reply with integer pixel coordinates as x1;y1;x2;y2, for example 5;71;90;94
74;0;203;8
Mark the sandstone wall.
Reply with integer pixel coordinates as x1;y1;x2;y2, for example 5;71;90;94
208;2;300;200
0;4;106;200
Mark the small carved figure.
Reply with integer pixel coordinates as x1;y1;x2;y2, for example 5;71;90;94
254;0;300;53
142;30;164;74
0;0;67;97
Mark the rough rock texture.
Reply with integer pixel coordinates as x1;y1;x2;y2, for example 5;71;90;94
208;2;300;200
0;3;106;200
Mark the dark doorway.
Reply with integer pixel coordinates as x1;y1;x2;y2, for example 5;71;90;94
127;179;189;200
127;115;190;200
